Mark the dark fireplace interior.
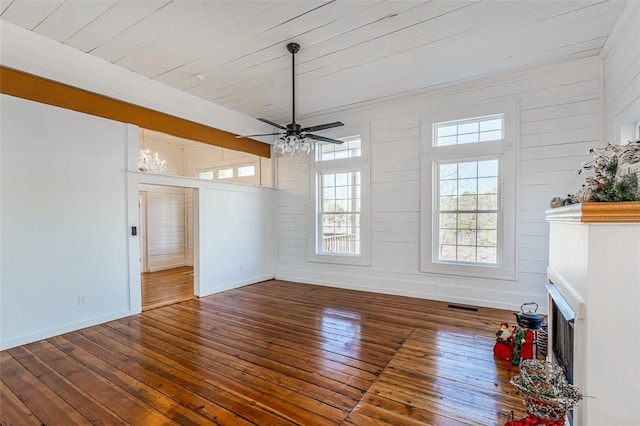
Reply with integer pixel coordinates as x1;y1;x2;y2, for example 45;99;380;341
552;299;575;384
548;283;576;424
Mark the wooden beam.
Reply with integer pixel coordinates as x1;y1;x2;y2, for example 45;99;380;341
0;66;271;158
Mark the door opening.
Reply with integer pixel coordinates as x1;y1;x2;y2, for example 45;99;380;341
139;185;195;310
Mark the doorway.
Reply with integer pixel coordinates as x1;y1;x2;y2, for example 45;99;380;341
139;185;195;310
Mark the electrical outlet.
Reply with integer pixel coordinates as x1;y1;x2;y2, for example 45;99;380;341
78;296;87;305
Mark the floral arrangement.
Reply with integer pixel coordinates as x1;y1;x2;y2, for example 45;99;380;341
575;139;640;202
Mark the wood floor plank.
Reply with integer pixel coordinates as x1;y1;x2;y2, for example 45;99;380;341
0;380;43;426
46;335;220;426
0;279;530;424
7;344;126;425
9;340;173;425
76;326;293;425
102;319;341;425
142;266;194;311
127;314;358;414
197;295;404;366
346;396;469;426
143;308;369;401
174;299;386;375
151;304;379;387
107;317;348;425
0;352;92;425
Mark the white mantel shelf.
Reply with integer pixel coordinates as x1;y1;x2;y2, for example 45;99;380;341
545;201;640;223
545;202;640;426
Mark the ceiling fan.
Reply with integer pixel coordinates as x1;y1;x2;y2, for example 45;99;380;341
236;42;345;155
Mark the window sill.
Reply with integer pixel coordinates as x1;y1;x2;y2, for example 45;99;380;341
420;261;517;281
308;253;371;267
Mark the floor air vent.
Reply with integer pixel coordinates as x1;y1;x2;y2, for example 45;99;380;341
447;304;478;312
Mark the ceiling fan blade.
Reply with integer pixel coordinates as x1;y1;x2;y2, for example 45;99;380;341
257;118;286;130
300;121;344;133
235;132;283;138
307;133;345;144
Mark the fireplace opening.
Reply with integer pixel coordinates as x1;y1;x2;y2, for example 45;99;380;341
552;299;575;383
547;282;576;424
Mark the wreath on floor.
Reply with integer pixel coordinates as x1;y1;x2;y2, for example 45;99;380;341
509;359;582;422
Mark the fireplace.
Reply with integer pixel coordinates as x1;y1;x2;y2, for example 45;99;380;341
546;202;640;425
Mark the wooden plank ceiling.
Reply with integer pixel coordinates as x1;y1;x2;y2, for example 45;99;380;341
0;0;627;125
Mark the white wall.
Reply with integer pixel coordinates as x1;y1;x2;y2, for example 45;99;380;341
276;57;603;311
0;95;277;350
0;94;134;349
601;1;640;145
199;182;276;295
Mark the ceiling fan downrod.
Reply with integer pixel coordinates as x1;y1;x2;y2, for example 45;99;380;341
287;42;300;127
234;41;345;150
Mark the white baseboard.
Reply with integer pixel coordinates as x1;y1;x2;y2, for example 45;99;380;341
148;255;188;272
0;309;135;351
199;273;275;298
276;265;543;313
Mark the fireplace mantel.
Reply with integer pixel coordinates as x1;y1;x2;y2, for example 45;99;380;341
545;204;640;425
545;201;640;223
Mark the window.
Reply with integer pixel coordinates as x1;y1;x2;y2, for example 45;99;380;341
309;133;370;265
420;100;518;280
237;165;255;177
196;162;259;185
319;171;361;254
197;170;214;180
317;136;361;161
434;114;504;146
217;168;233;179
437;159;499;264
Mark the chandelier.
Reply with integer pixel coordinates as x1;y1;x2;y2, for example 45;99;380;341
274;134;314;156
138;149;166;173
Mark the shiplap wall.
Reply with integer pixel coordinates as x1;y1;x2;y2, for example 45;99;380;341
277;57;603;311
601;1;640;144
138;129;273;272
139;185;189;272
139;130;190;272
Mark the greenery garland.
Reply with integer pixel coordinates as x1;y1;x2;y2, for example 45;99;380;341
576;140;640;202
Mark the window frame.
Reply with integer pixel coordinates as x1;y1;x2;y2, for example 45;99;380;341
196;160;260;185
420;100;519;281
308;129;371;266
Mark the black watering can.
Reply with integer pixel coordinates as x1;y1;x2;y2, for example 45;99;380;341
514;302;543;329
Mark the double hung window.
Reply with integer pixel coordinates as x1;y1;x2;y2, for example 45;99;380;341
421;101;518;280
310;135;370;265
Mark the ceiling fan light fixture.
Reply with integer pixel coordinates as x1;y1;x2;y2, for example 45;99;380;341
275;134;314;156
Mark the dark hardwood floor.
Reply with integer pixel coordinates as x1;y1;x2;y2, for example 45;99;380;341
1;280;528;425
